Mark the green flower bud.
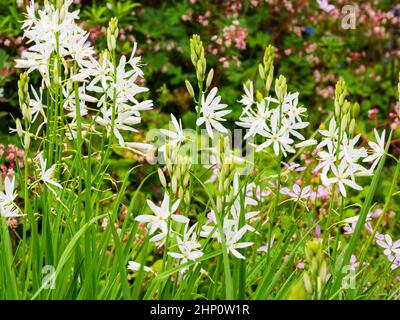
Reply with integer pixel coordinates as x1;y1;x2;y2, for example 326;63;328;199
256;91;263;103
171;175;178;194
206;68;214;90
349;118;356;135
21;104;32;124
319;260;328;282
275;75;287;103
178;187;184;201
263;45;275;68
184;190;191;206
335;99;340;118
351;102;360;119
342;100;351;114
182;174;190;188
266;67;274;93
303;272;312;293
107;17;119;51
16;119;23;137
258;63;265;80
311;257;318;273
190;34;205;70
24;132;30;149
341;113;348;131
158;168;167;188
175;165;181;181
18;72;30;113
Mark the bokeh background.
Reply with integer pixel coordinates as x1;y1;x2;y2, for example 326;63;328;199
1;0;399;151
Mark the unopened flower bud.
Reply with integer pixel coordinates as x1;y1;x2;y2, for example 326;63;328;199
178;187;184;200
258;64;265;80
275;75;287;103
334;100;340;118
341;114;348;131
349;118;355;135
171;176;178;194
182;174;190;188
185;80;194;98
158;168;167;188
18;72;30;112
319;261;328;281
24;132;30;149
266;67;274;93
16;119;23;137
21;104;32;124
342;100;351;114
351;102;360;118
184;190;191;206
206;68;214;89
107;17;119;51
303;272;312;293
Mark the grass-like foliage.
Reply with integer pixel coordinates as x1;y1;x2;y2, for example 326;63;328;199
0;1;399;300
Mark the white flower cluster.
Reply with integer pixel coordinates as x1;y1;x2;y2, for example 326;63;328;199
135;192;203;272
91;49;154;151
16;1;153;154
316;118;385;197
236;80;315;157
197;87;231;138
16;0;94;86
200;175;259;259
0;176;19;218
